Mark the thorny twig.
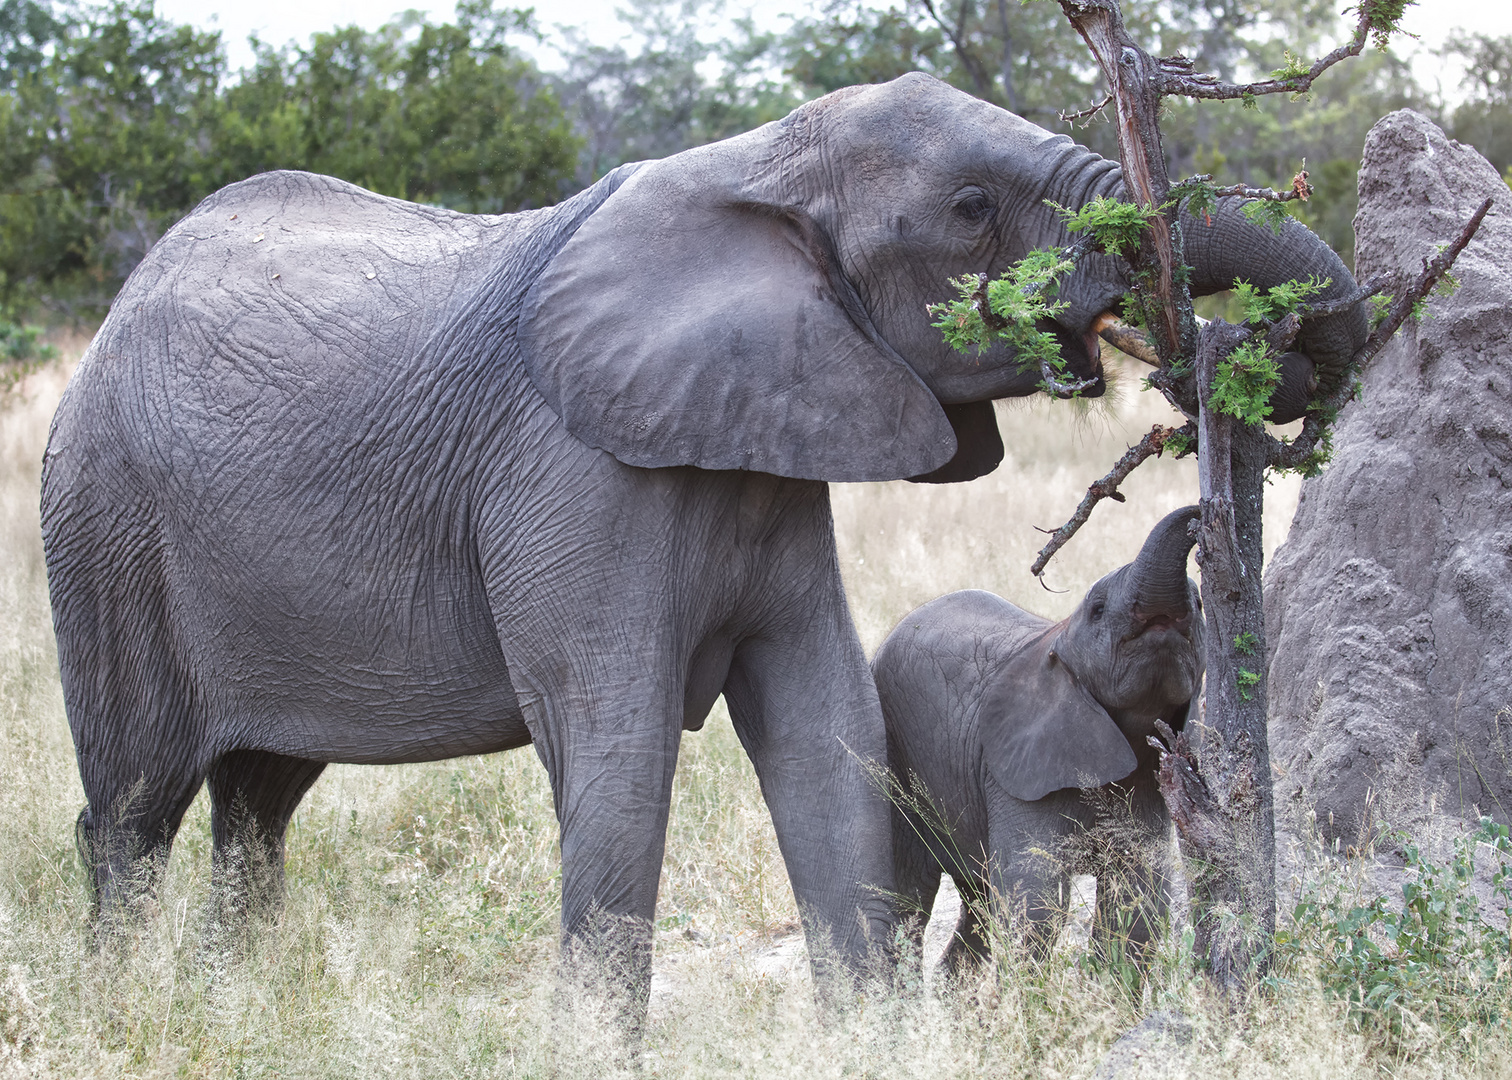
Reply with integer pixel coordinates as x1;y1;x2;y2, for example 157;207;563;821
1298;279;1387;319
1059;91;1113;125
1268;195;1493;470
1170;171;1314;207
971;232;1103;396
1031;422;1193;579
1041;356;1101;398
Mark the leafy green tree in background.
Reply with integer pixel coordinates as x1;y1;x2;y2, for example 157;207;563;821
1442;29;1512;181
546;0;799;183
5;0;1512;323
218;2;577;211
0;0;578;313
1;1;225;311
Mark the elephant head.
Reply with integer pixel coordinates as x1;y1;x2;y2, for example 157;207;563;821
520;74;1365;484
983;506;1205;802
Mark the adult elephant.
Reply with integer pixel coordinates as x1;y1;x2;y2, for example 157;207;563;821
41;74;1364;1006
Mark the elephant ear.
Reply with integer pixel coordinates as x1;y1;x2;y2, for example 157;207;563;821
516;133;957;482
979;639;1137;802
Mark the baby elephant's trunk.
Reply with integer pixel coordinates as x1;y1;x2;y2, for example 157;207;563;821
1127;505;1201;625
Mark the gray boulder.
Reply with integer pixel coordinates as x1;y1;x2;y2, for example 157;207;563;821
1265;109;1512;840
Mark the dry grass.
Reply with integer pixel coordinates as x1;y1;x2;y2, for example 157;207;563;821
0;344;1506;1078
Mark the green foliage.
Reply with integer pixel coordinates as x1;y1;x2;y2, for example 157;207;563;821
1234;631;1259;656
1445;32;1512;177
1169;174;1220;224
1368;292;1394;329
1241;198;1298;235
0;0;579;311
1050;195;1155;258
1360;0;1417;50
779;0;1107;144
220;5;577;211
1236;667;1261;700
1279;817;1512;1042
0;315;54;393
1210;339;1281;425
929;247;1076;390
1165;427;1195;457
1408;273;1459;322
1271;49;1312;95
1234;275;1329;323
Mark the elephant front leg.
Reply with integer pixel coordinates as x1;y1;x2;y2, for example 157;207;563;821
985;782;1080;963
526;703;681;1030
723;626;896;992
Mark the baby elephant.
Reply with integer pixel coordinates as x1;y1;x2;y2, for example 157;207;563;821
873;506;1203;971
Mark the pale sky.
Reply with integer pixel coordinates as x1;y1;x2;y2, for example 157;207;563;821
156;0;1512;101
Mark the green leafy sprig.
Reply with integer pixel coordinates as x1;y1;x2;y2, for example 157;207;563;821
1048;195;1156;258
928;247;1074;358
1210;339;1281;426
1234;275;1329;323
1241;199;1296;235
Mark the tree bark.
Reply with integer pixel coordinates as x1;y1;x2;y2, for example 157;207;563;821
1188;320;1276;995
1057;0;1197;369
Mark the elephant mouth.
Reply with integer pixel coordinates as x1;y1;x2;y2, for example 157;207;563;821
1127;609;1195;640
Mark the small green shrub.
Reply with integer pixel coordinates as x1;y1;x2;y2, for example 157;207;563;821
1278;817;1512;1045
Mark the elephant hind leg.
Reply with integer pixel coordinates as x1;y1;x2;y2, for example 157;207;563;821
76;771;204;917
50;499;208;916
208;749;326;923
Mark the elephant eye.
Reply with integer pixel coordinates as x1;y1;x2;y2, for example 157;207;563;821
1090;602;1106;621
952;191;994;224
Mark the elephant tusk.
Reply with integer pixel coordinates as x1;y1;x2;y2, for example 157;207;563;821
1096;315;1162;368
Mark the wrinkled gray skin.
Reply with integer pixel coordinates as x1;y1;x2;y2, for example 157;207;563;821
873;507;1204;971
42;75;1355;1009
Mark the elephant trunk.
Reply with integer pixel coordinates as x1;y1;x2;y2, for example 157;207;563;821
1127;505;1201;619
1182;197;1368;417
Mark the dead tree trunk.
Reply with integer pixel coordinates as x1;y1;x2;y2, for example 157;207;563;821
1190;321;1275;991
1056;0;1275;997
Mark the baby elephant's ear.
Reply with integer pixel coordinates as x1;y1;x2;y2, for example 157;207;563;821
517;130;957;482
980;641;1137;802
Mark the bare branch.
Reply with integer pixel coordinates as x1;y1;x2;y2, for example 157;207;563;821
968;275;1007;334
1299;277;1388;319
1262;311;1303;354
1059;91;1113;125
919;0;996;100
1269;196;1494;470
1040;356;1101;398
1056;0;1195;369
1211;172;1313;203
1031;423;1192;578
1157;12;1370;101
